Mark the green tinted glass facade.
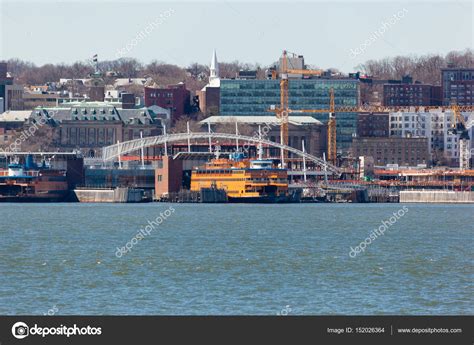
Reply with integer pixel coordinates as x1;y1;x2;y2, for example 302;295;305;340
220;79;359;150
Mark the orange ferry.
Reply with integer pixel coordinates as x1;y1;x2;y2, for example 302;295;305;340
190;153;299;203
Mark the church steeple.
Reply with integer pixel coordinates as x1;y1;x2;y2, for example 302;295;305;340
210;49;219;83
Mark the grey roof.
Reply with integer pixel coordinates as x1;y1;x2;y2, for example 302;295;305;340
200;115;323;126
30;103;162;125
0;111;32;122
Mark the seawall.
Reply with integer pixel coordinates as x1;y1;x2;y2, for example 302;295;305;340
399;190;474;203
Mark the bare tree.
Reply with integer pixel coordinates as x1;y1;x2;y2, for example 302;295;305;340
170;115;202;133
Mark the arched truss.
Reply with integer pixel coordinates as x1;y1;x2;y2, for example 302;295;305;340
101;132;341;175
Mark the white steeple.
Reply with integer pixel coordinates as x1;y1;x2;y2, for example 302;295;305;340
209;49;220;86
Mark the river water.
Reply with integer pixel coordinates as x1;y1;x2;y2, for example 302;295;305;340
0;203;472;315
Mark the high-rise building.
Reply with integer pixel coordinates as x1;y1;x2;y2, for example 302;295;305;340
441;68;474;106
219;79;359;150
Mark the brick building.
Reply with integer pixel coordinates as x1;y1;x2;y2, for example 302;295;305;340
197;50;221;116
356;112;389;137
155;156;183;198
144;82;190;124
197;86;220;115
441;67;474;106
383;76;441;106
352;137;429;166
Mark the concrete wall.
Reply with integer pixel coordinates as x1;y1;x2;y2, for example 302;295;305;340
74;187;144;202
400;190;474;203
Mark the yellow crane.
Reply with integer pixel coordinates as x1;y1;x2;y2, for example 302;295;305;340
271;50;323;166
295;93;474;166
272;50;474;167
448;103;471;169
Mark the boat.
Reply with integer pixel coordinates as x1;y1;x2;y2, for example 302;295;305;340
0;156;69;202
190;152;300;203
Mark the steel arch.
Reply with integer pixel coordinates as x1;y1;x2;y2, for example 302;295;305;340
101;132;341;175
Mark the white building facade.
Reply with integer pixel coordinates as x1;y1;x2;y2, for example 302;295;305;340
389;109;473;164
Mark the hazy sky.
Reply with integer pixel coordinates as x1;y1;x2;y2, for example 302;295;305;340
0;0;472;73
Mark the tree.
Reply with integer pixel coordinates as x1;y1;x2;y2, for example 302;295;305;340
170;115;202;133
215;117;254;136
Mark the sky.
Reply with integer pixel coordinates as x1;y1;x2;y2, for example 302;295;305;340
0;0;472;73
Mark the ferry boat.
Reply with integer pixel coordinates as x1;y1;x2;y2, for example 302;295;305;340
0;156;69;202
190;153;299;203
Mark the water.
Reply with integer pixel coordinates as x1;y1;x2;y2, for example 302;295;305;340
0;203;472;315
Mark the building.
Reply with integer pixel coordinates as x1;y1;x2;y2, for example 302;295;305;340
441;68;474;106
279;54;305;79
389;109;473;165
84;168;156;191
356;112;389;137
155;156;183;198
0;110;31;145
198;86;220;116
0;63;14;112
88;72;105;102
197;50;221;115
113;78;150;89
200;115;327;159
22;92;60;109
144;82;191;124
4;84;24;110
27;101;167;157
383;76;441;106
219;78;359;151
352;137;429;166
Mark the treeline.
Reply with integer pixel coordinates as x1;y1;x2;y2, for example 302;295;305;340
3;49;473;92
2;58;265;93
356;49;473;85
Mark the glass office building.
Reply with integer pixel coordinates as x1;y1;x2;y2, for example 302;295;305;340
220;79;360;150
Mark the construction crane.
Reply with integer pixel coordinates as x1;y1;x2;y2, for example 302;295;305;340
296;94;474;167
294;88;338;163
448;103;471;169
272;50;473;168
271;50;323;166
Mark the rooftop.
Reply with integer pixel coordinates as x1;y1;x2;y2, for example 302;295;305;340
0;111;32;122
200;115;323;126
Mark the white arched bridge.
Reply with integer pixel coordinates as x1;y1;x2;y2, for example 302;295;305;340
101;132;341;175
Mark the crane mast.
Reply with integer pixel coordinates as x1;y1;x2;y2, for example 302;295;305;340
279;50;289;166
272;50;474;169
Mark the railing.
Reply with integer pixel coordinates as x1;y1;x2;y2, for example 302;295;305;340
101;132;342;175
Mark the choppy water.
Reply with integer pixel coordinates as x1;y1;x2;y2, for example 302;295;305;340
0;203;472;315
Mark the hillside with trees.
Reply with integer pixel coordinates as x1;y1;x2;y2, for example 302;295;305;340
2;49;472;99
